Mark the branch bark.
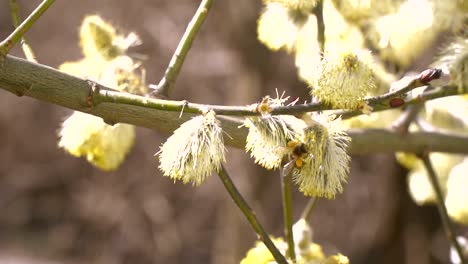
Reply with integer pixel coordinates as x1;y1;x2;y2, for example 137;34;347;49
1;55;468;154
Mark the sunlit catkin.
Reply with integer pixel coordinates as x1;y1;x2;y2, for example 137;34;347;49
433;37;468;92
257;2;299;51
446;159;468;225
58;15;146;171
369;0;436;67
158;112;225;186
309;50;375;110
58;112;135;171
293;115;351;199
245;96;306;170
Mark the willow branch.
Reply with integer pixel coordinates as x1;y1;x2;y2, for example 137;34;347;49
152;0;213;97
4;56;460;119
8;0;37;62
217;165;288;264
419;154;466;264
0;0;55;59
2;55;468;154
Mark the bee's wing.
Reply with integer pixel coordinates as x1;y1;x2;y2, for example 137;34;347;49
281;160;296;177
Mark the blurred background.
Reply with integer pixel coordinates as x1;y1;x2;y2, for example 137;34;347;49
0;0;466;263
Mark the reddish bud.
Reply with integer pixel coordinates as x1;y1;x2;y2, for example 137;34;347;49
390;98;405;108
418;68;442;83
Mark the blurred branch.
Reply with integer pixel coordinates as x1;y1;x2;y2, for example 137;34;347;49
300;197;318;221
2;55;468;154
391;104;424;134
312;0;325;53
151;0;213;97
8;0;37;62
217;164;288;264
280;165;296;261
419;154;466;264
0;0;54;60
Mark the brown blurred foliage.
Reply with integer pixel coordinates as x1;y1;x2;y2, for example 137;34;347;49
0;1;466;263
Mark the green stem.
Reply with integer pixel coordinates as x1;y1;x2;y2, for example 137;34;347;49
0;0;55;58
217;164;288;264
8;0;37;62
93;78;460;118
152;0;213;97
300;197;318;220
419;154;466;264
280;164;296;261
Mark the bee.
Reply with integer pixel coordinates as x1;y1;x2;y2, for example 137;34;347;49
282;140;308;177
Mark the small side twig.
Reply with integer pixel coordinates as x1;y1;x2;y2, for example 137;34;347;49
280;163;296;261
217;164;288;264
392;85;436;133
419;153;466;264
8;0;37;62
391;105;423;134
300;197;318;220
152;0;213;97
339;84;461;119
0;0;55;60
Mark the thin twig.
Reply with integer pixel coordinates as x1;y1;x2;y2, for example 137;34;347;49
95;75;454;117
392;85;434;133
152;0;213;97
419;154;466;264
300;197;318;220
338;84;461;119
98;82;461;117
0;0;55;59
8;0;37;62
216;164;288;264
280;164;296;261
